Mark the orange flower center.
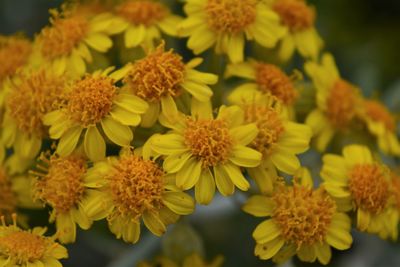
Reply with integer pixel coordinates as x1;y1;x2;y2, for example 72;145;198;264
244;104;284;156
349;164;389;214
205;0;257;34
107;154;164;219
273;0;315;32
35;154;86;213
40;15;88;59
124;44;185;102
255;63;297;105
6;70;66;137
184;118;233;168
66;75;117;126
364;100;396;132
0;230;46;263
0;36;31;82
116;0;167;26
0;169;17;218
272;185;336;247
326;79;357;129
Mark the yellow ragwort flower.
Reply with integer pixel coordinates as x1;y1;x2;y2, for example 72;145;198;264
179;0;286;63
0;215;68;267
321;144;396;238
265;0;323;61
240;94;311;194
115;0;182;49
31;152;97;244
83;148;195;243
389;171;400;240
359;99;400;156
305;53;362;151
243;171;352;265
43;67;148;162
122;42;218;127
1;68;67;159
150;99;262;204
138;253;223;267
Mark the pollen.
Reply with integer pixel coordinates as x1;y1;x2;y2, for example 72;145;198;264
40;14;88;59
116;0;167;26
326;79;357;129
0;36;31;82
0;231;47;263
107;154;165;219
0;169;17;217
364;100;396;132
205;0;257;34
348;164;389;214
34;154;86;213
66;75;117;126
255;63;298;105
272;184;336;248
124;44;185;102
6;69;66;137
184;118;233;168
273;0;315;32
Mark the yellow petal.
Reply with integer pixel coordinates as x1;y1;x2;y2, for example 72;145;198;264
122;220;140;243
314;242;332;265
185;69;218;85
195;169;216;205
190;98;213;119
163;152;192;173
255;237;285;260
325;227;352;250
181;80;213;101
125;25;146;48
242;195;274;217
143;211;166;236
342;144;373;166
357;208;371;231
270;149;300;174
252;219;281;244
56;212;76;244
247;161;277;195
227;34;245;63
221;163;249;191
84;126;105;162
229;145;262;167
162;191;195;215
56;126;82;157
110;106;141;126
161;95;179;122
176;157;202;190
229;124;258;145
158;207;180;225
84;33;112;52
297;245;316;263
101;117;133;146
151;134;187;155
213;165;235;196
114;94;149;114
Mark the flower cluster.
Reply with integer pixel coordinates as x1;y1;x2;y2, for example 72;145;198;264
0;0;399;266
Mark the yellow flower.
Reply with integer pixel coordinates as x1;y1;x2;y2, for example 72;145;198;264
305;53;362;151
321;144;396;238
388;171;400;240
239;94;311;194
1;68;67;159
0;216;68;267
32;152;94;244
115;0;182;49
122;43;218;127
138;253;224;267
43;67;149;162
243;172;352;265
82;148;195;243
359;99;400;156
35;7;125;76
265;0;323;61
150;99;262;204
179;0;286;63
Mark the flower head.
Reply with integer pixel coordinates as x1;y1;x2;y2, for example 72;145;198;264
179;0;286;63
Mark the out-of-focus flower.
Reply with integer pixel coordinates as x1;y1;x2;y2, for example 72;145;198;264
115;0;182;49
137;253;223;267
43;67;148;162
359;99;400;156
243;170;352;265
0;215;68;267
83;148;195;243
122;42;217;127
179;0;286;63
321;144;396;238
150;99;262;204
305;53;362;151
239;94;311;194
389;171;400;240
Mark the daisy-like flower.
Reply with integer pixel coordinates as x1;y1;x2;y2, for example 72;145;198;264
243;171;352;265
305;53;362;151
43;67;149;162
359;99;400;156
0;215;68;267
225;60;299;115
115;0;182;49
83;148;195;243
240;94;311;194
122;43;218;127
138;253;224;267
388;171;400;240
265;0;323;61
179;0;286;63
321;144;396;237
1;68;67;159
151;99;262;204
31;152;95;244
35;6;125;76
